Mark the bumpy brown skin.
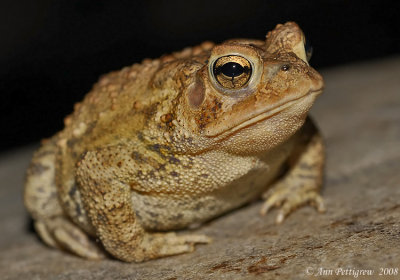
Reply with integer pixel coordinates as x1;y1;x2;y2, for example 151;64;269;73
24;22;325;262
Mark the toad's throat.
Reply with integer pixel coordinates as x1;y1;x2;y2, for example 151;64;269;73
205;89;322;139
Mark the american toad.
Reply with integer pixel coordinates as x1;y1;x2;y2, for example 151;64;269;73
25;22;325;262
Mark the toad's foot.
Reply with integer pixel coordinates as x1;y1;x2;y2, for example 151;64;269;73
24;139;106;260
260;128;326;224
141;232;212;258
34;217;106;260
260;180;325;224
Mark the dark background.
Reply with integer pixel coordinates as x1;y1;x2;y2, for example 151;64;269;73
1;0;399;152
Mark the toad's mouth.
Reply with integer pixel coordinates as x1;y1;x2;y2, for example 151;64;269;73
205;88;323;140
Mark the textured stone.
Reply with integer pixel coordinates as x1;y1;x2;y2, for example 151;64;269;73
1;56;400;279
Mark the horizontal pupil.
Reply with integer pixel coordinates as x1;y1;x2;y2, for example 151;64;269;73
220;62;244;78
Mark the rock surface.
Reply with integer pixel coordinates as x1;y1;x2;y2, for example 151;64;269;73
1;57;400;280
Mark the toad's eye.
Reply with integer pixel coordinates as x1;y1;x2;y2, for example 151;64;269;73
213;56;252;89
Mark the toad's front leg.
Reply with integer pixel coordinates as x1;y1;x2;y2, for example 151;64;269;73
76;147;210;262
260;122;326;223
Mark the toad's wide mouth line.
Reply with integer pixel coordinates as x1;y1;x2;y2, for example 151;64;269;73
205;89;323;140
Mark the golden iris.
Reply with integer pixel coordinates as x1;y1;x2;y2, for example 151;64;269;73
213;56;252;89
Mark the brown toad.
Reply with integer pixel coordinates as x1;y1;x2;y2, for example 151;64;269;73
25;22;325;262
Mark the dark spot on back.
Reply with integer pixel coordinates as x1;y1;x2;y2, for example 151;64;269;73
137;132;144;142
68;184;77;197
151;144;161;151
168;156;181;164
30;162;50;176
158;164;166;171
75;204;82;216
67;138;79;149
148;211;159;218
131;151;146;163
194;202;203;211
